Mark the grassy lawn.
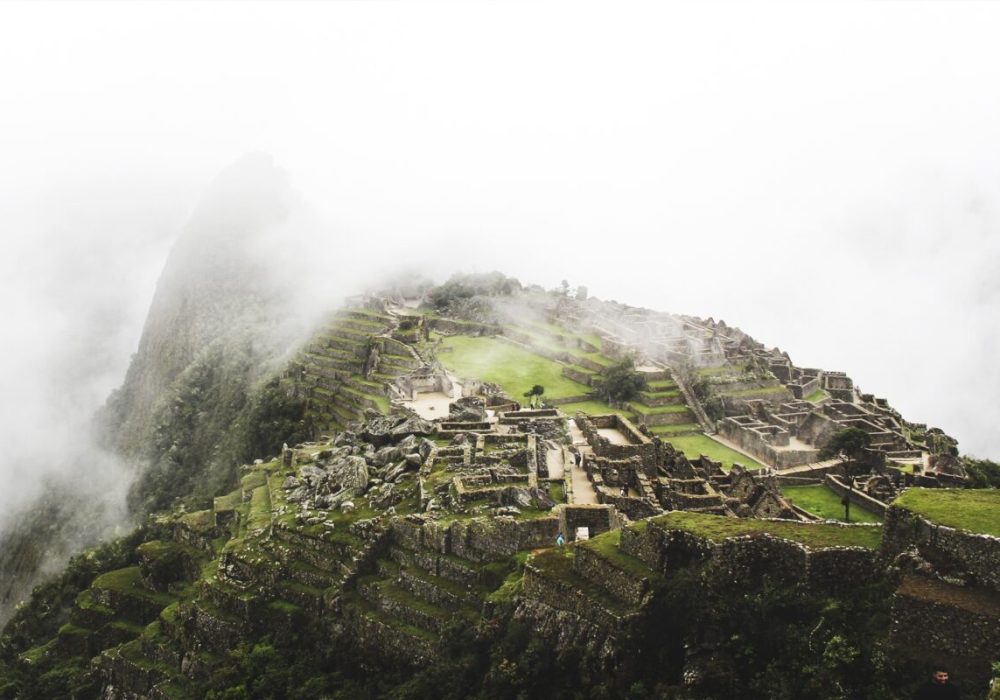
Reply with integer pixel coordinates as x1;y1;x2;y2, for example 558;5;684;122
558;400;628;417
893;488;1000;537
805;388;830;403
696;364;745;377
580;530;659;580
438;335;589;399
650;511;883;550
649;423;702;435
781;484;882;523
630;403;691;415
661;434;764;470
646;378;677;389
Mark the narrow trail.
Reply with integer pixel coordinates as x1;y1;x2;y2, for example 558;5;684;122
567;419;599;505
545;443;565;479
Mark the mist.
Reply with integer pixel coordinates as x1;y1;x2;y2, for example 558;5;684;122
1;1;1000;602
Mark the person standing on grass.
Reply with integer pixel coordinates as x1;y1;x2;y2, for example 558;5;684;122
556;532;566;547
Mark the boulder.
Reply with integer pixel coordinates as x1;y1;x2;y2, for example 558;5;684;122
361;415;435;446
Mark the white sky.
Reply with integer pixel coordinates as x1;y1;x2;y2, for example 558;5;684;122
1;0;999;487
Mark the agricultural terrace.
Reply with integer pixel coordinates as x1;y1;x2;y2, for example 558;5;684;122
893;488;1000;537
651;511;883;549
437;335;589;399
661;434;764;470
781;484;882;523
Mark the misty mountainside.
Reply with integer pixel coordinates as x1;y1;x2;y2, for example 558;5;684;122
2;256;999;700
1;156;998;698
0;154;309;630
99;153;305;514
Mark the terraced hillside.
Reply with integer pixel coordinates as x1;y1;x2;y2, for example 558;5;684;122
4;282;998;699
286;307;416;435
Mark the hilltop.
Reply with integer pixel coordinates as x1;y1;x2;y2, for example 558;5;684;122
1;272;998;699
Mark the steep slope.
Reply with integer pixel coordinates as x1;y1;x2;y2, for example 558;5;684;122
98;153;304;513
4;279;999;699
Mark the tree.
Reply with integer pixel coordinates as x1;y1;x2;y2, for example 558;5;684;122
596;359;647;406
820;428;872;522
523;384;544;408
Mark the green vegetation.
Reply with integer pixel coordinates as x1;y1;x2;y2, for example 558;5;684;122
805;388;830;403
662;434;765;470
629;402;690;415
646;379;677;390
651;511;883;549
649;423;701;435
580;530;659;580
893;488;1000;537
964;457;1000;488
593;358;647;404
781;485;882;523
437;335;588;399
548;481;566;504
557;400;628;417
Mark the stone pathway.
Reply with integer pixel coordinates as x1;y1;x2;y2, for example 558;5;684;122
567;419;599;505
545;442;565;479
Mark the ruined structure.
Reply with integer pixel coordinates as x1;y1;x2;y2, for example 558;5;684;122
2;282;994;700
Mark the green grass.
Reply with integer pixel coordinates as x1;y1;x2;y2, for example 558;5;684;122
781;485;882;523
640;389;681;400
91;567;175;605
20;640;55;664
893;488;1000;537
696;364;745;377
528;547;633;615
437;335;589;399
629;403;691;415
178;509;215;531
549;481;566;504
647;379;677;390
580;530;658;580
661;434;764;470
214;489;242;512
579;352;616;367
558;400;628;417
805;389;830;403
248;485;272;530
649;423;701;435
650;511;883;549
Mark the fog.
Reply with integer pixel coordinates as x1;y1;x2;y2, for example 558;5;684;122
1;1;999;567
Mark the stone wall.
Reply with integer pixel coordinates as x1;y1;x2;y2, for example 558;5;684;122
889;574;1000;692
559;504;621;540
881;503;1000;594
389;513;560;562
577;414;656;467
427;318;502;336
618;518;878;592
561;366;595;386
824;474;889;516
573;546;651;606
